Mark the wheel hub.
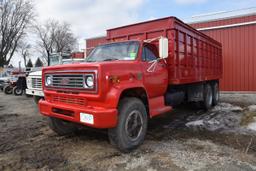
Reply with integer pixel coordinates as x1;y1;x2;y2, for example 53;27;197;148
125;110;143;141
16;89;22;94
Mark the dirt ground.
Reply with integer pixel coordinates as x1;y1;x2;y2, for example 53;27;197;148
0;92;256;171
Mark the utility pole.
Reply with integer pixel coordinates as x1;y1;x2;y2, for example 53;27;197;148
19;61;21;72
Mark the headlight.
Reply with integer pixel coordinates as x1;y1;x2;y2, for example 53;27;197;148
45;75;53;86
84;75;94;88
26;78;31;87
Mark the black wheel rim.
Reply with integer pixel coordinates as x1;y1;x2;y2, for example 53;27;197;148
125;110;143;141
16;89;22;94
6;88;12;94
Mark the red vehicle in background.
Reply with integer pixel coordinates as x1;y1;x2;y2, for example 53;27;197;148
39;17;222;152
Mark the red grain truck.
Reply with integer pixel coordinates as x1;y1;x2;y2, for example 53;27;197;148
39;17;222;152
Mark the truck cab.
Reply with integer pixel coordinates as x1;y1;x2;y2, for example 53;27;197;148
39;17;222;152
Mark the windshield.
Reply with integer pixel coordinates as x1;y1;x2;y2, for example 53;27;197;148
49;55;61;66
62;59;84;64
62;60;72;64
86;41;139;62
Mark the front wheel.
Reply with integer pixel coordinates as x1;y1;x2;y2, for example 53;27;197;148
48;117;78;136
3;85;13;95
13;86;23;96
108;97;148;152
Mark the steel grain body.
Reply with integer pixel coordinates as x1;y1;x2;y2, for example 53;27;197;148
107;17;222;85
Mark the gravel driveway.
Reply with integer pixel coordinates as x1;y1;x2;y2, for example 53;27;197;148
0;92;256;171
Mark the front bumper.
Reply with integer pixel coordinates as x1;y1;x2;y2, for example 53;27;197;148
39;99;118;128
26;89;44;97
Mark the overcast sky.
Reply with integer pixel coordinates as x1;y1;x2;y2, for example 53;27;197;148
10;0;256;67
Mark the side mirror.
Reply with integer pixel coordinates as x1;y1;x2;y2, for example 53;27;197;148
159;37;168;58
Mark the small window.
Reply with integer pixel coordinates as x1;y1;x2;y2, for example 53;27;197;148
142;45;158;61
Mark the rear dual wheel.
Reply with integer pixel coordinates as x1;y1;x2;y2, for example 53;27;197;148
202;84;213;110
212;82;219;106
201;82;219;110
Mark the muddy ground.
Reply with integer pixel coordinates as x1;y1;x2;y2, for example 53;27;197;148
0;92;256;171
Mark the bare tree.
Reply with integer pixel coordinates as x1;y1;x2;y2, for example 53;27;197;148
0;0;34;67
54;22;77;52
34;20;56;66
35;20;77;66
19;41;31;67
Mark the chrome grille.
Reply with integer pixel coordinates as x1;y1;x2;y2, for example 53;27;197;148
32;78;42;89
52;95;86;106
52;74;84;89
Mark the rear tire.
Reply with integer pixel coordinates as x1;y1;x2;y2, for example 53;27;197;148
108;97;148;152
13;86;23;96
212;82;219;106
201;83;213;110
48;117;78;136
3;85;13;95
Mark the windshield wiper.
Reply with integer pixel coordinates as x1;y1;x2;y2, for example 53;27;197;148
103;58;118;61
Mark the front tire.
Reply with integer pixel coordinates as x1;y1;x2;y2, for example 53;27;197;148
3;85;13;95
48;117;77;136
108;97;148;152
13;86;23;96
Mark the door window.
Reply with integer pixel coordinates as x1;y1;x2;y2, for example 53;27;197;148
142;45;158;61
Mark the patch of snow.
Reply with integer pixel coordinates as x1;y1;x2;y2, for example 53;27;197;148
185;103;247;133
186;120;204;127
212;103;243;112
247;122;256;131
248;105;256;112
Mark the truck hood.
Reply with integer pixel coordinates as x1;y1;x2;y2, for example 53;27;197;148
0;77;11;81
28;71;42;77
42;61;141;99
42;61;139;73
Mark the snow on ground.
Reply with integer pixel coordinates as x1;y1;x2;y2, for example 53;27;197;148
186;103;256;134
248;122;256;131
248;105;256;112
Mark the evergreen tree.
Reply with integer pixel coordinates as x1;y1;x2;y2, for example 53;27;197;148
27;59;33;68
35;58;43;67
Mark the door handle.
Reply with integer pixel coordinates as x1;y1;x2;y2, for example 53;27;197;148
159;63;166;67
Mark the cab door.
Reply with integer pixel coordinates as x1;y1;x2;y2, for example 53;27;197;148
141;44;168;98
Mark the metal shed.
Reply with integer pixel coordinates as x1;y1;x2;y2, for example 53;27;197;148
188;8;256;92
